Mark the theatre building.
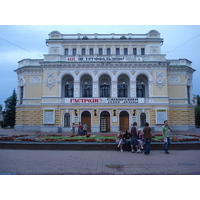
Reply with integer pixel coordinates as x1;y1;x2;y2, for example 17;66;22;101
15;30;196;132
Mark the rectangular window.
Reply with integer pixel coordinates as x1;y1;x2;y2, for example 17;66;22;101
72;48;76;56
133;48;137;55
20;86;23;104
124;48;128;55
141;48;145;55
116;48;120;55
90;48;93;55
65;48;69;55
82;48;86;55
99;48;103;55
107;48;111;55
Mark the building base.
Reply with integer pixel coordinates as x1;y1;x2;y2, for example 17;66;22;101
15;124;196;133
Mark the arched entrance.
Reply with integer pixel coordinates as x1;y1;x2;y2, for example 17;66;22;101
100;111;110;132
81;111;91;132
140;113;146;127
119;111;129;132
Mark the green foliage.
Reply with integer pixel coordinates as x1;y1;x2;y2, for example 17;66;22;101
4;89;17;127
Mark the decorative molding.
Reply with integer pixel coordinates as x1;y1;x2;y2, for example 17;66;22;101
46;73;56;89
50;47;60;54
150;46;159;54
168;76;180;83
155;72;165;89
15;67;42;74
93;69;99;75
30;76;42;83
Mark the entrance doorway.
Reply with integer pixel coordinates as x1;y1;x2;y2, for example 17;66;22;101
119;111;129;132
81;111;91;132
100;111;110;132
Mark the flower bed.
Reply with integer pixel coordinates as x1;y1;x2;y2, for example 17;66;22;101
0;133;200;143
152;134;200;142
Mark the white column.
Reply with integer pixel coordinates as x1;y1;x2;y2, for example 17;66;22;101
93;81;99;97
111;81;117;97
74;81;80;97
130;81;136;97
103;45;106;55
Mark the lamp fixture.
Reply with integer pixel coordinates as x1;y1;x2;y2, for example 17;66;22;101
74;109;77;116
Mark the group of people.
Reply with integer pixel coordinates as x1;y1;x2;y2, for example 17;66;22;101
71;122;88;135
116;120;172;155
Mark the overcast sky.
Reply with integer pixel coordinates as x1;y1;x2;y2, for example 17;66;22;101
0;25;200;108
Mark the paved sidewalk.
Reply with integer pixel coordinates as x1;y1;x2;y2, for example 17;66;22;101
0;149;200;175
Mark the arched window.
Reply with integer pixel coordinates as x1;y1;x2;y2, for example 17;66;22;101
99;75;111;97
81;75;92;97
137;84;145;97
140;113;146;127
64;113;70;127
118;75;129;97
136;75;148;98
62;75;74;97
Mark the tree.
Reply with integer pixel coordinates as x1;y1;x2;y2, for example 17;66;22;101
4;89;17;127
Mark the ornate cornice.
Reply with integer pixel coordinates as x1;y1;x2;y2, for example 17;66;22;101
168;66;196;75
15;66;43;74
40;61;169;71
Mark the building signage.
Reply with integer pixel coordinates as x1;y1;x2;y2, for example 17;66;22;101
66;98;141;104
67;56;126;62
43;110;55;124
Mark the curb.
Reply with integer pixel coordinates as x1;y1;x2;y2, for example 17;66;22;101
0;141;200;151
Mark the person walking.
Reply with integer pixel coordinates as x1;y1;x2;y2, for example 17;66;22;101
162;120;172;154
71;123;76;135
83;122;87;135
78;122;83;135
143;122;152;155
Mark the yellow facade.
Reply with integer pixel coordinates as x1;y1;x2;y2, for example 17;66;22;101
15;30;196;132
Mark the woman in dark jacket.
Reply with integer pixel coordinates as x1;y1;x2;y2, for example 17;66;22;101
123;130;132;151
